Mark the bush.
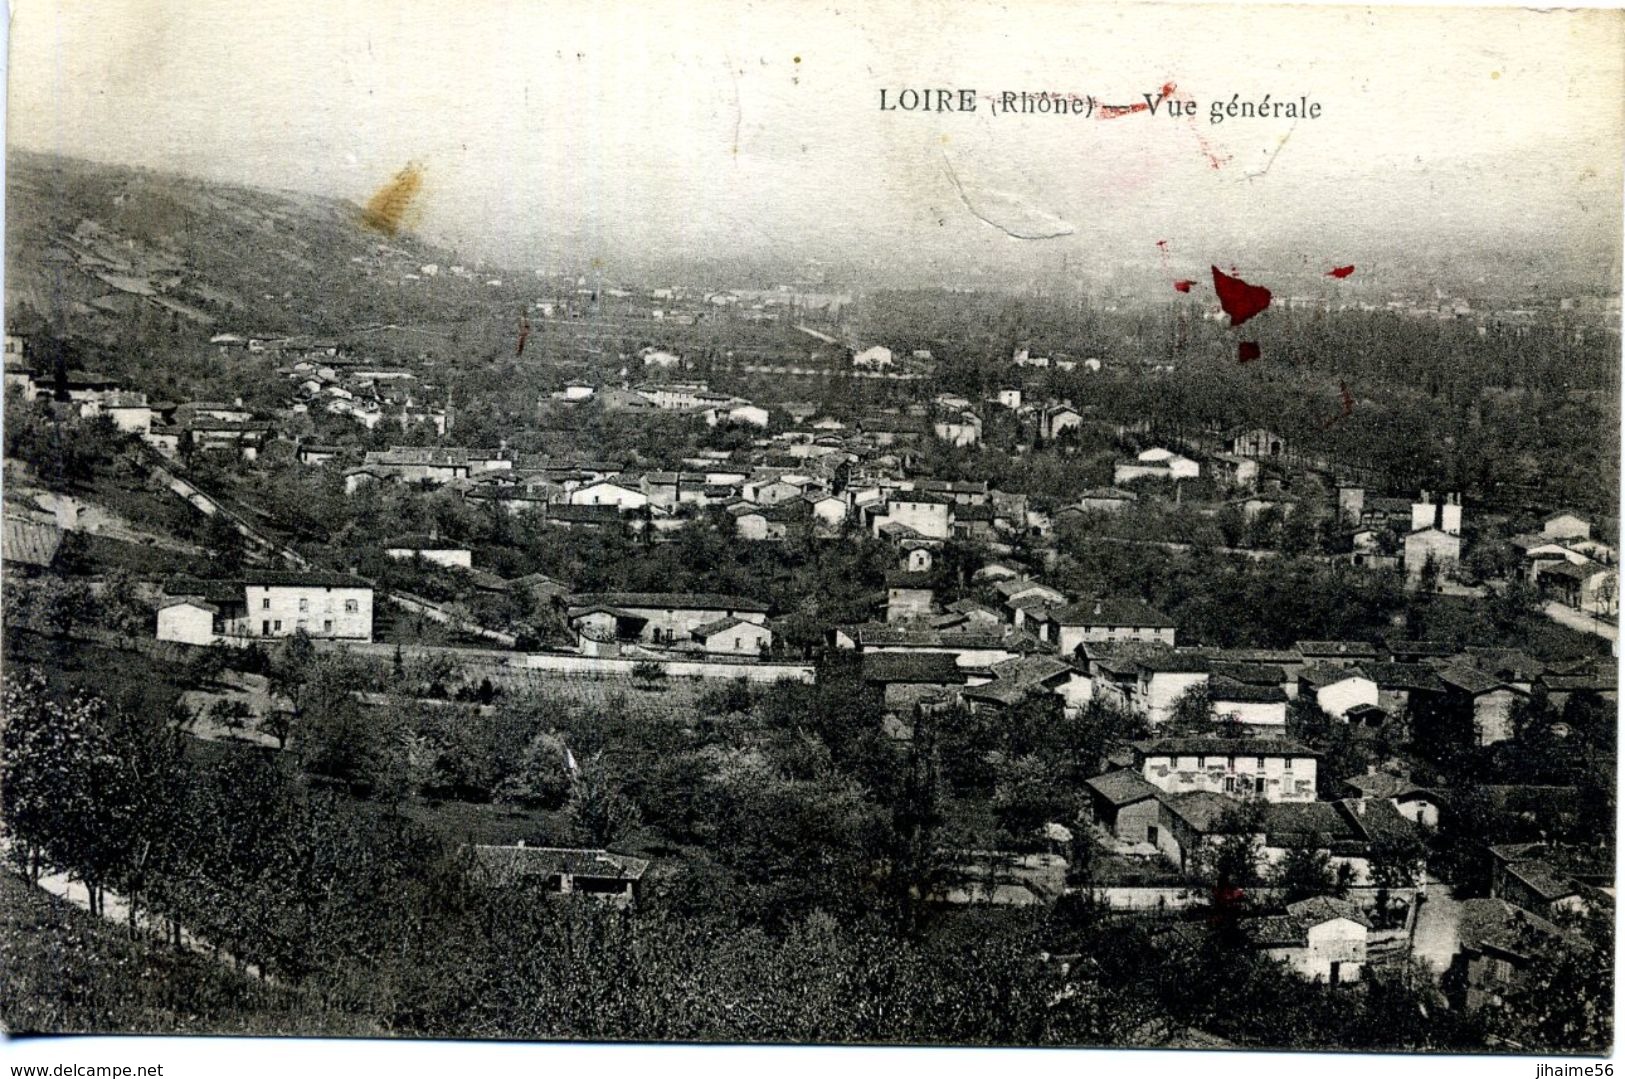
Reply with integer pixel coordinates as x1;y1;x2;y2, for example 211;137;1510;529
631;660;667;687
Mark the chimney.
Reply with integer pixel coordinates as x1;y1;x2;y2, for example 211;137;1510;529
516;838;526;848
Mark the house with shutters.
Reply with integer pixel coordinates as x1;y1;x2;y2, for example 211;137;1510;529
1134;737;1318;804
159;572;373;643
1052;598;1177;653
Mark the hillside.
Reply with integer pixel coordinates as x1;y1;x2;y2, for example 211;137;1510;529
4;150;530;360
0;872;368;1036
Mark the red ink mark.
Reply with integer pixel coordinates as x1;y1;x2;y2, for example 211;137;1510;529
1238;341;1261;363
516;314;531;357
1156;239;1168;250
1326;265;1356;279
1320;381;1355;429
1099;81;1177;119
1173;279;1194;293
1211;266;1272;327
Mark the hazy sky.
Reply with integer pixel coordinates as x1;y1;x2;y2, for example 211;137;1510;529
9;0;1625;281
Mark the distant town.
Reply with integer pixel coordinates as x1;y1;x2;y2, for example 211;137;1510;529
1;150;1617;1052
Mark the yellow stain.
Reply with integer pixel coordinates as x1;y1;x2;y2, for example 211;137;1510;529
361;162;425;236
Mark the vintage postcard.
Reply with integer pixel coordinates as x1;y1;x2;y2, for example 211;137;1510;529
1;0;1620;1074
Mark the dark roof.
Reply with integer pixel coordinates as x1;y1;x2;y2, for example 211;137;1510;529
1208;661;1287;685
1261;802;1362;847
1139;737;1317;759
691;616;767;639
1085;770;1161;807
889;489;953;505
885;570;937;589
1437;663;1519;696
162;577;245;604
1295;640;1380;658
1383;639;1456;660
1209;680;1288;704
1052;598;1176;628
1299;664;1374;688
1357;662;1446;692
1286;895;1372;928
241;570;371;589
1159;791;1238;832
1244;915;1309;948
955;503;996;521
1455;898;1573;962
860;652;966;685
567;592;770;614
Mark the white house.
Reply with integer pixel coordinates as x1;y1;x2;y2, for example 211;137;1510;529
569;480;649;510
875;491;953;540
1136;737;1319;804
1114;448;1199;484
156;599;220;645
1300;666;1380;719
384;535;473;569
690;616;774;656
852;346;894;369
1248;896;1371;984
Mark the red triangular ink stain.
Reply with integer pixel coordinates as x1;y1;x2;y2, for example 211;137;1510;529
1156;239;1169;249
1327;265;1355;279
1173;279;1194;293
1237;341;1261;362
1211;266;1272;327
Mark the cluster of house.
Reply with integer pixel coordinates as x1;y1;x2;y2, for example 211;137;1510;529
1508;511;1619;617
595;378;771;428
266;339;449;434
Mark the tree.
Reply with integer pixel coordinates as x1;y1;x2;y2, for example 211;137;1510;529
1272;846;1335;903
1367;833;1425;925
567;759;642;847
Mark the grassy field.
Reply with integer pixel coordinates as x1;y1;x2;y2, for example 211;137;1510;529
0;872;367;1036
496;671;722;723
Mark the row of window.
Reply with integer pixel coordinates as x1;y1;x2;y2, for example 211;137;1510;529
261;597;360;613
1160;755;1296;772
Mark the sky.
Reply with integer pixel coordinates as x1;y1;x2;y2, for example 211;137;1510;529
8;0;1625;284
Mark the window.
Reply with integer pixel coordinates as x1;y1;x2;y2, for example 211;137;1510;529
1227;755;1236;770
1284;758;1294;772
1254;777;1266;794
1198;756;1207;769
273;619;282;631
734;638;742;651
1255;756;1266;770
344;600;358;613
299;598;309;612
323;619;332;633
262;598;271;610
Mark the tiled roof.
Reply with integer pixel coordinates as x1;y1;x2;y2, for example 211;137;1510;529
241;570;371;589
1085;769;1160;807
1052;598;1176;628
1209;680;1288;704
567;592;770;614
1286;895;1372;928
1357;662;1446;692
1139;736;1316;759
1295;640;1380;658
860;652;965;685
